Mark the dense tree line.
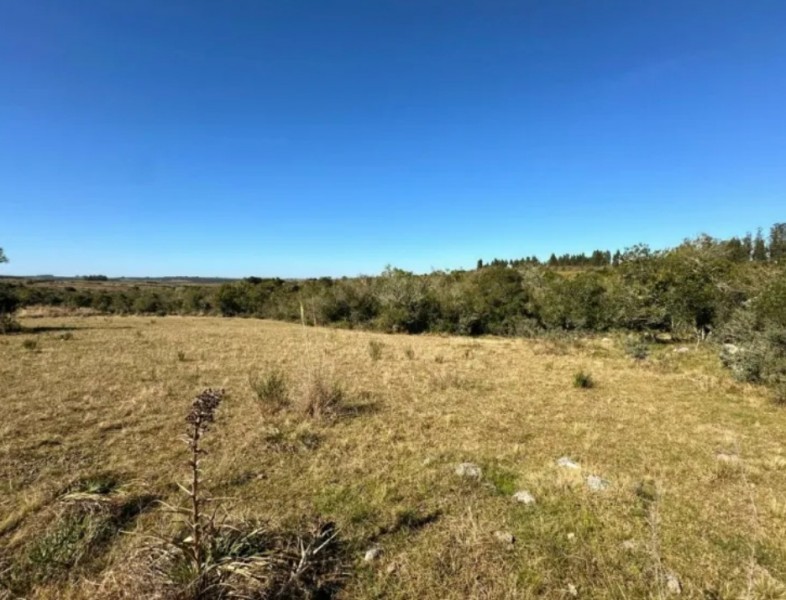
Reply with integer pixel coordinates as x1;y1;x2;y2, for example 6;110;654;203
2;225;784;344
475;224;786;268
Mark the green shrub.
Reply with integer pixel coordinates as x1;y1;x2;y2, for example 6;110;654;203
250;368;289;413
22;339;38;351
368;340;383;361
624;337;649;360
573;371;594;389
0;313;21;334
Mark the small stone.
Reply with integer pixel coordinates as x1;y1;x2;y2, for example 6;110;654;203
512;490;536;505
716;452;740;463
664;571;682;594
567;583;579;597
586;475;610;491
673;346;690;353
620;539;637;551
385;562;397;575
567;532;576;541
364;547;383;562
722;343;740;355
557;456;580;470
493;531;515;545
455;462;482;479
422;457;434;466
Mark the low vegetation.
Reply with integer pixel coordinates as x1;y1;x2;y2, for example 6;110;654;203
2;315;786;597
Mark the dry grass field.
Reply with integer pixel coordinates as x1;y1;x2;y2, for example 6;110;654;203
2;315;786;598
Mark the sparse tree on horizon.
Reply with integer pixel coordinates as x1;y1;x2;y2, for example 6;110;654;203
0;247;7;263
752;228;768;262
769;223;786;262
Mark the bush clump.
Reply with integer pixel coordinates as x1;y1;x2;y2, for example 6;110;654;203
250;368;290;413
299;375;347;421
368;340;383;361
573;371;594;389
624;336;649;360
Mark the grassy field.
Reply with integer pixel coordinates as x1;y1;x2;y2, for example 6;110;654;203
2;315;786;598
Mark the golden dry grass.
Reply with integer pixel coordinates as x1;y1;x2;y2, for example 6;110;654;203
2;316;786;598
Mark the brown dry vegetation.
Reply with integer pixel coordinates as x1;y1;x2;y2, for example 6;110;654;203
2;316;786;598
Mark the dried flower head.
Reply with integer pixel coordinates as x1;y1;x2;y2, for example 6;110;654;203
186;388;224;431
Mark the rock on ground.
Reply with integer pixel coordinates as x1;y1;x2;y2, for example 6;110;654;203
493;530;515;545
586;475;610;491
556;456;580;470
364;547;383;562
512;490;536;505
716;452;740;463
455;462;482;478
664;571;682;594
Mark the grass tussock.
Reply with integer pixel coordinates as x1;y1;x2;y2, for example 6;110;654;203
367;340;383;361
0;477;156;595
111;519;345;600
298;373;348;421
250;367;290;414
573;370;594;389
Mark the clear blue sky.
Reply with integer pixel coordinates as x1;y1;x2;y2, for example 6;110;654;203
1;1;784;277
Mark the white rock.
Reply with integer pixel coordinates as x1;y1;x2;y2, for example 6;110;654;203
556;456;581;470
493;530;515;545
364;547;383;562
586;475;610;491
512;490;536;505
716;452;740;463
723;343;740;355
664;571;682;594
567;583;579;596
567;532;576;541
455;462;482;479
673;346;690;353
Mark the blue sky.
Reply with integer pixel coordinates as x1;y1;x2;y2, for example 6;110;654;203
1;1;784;277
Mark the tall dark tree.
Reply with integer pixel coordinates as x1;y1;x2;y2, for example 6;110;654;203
769;223;786;262
752;229;768;262
742;232;753;261
0;247;7;264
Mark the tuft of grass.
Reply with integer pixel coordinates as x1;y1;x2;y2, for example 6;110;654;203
573;370;594;389
250;367;290;413
772;382;786;406
485;466;518;496
0;314;22;334
624;337;649;360
176;350;187;362
3;487;156;594
403;346;415;360
22;339;39;351
147;519;345;600
299;374;347;421
58;332;74;341
368;340;383;361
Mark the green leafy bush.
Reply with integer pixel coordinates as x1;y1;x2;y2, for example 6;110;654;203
573;371;594;389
